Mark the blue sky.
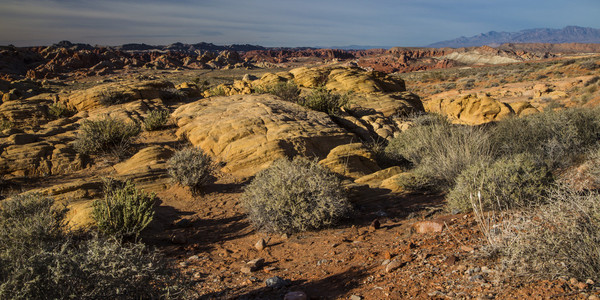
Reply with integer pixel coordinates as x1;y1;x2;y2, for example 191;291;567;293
0;0;599;47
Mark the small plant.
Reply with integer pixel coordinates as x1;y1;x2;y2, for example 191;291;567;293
74;117;140;157
92;179;155;238
242;157;351;233
143;109;170;131
207;85;228;97
98;90;133;105
48;102;75;119
167;147;215;191
160;87;187;102
256;81;302;103
447;154;553;212
0;118;13;131
299;86;350;115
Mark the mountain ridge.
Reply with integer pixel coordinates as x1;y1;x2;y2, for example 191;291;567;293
428;26;600;48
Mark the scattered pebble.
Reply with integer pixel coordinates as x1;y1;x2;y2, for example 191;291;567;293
284;291;308;300
350;295;363;300
385;259;402;273
187;255;199;261
255;238;267;251
265;276;290;288
317;259;329;266
381;259;391;266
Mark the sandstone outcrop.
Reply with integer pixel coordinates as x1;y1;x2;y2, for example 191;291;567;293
424;94;517;125
172;94;355;177
318;143;380;179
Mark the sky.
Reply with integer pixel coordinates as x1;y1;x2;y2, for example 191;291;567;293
0;0;599;48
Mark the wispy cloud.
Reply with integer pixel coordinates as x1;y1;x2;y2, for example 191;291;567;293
0;0;599;46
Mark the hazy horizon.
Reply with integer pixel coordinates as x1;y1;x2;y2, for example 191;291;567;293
1;0;599;48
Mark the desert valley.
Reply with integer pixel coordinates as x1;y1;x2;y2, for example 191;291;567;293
2;25;600;300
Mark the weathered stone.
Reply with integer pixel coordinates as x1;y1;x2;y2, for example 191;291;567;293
413;220;444;234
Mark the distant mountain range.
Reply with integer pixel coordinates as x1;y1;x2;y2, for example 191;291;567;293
428;26;600;48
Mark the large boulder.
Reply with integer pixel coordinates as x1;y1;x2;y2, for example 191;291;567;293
424;94;516;125
172;94;355;177
318;143;380;179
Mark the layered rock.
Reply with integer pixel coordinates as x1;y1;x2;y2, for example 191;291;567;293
425;94;520;125
172;94;355;177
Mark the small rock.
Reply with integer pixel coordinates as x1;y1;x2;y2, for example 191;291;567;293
577;282;588;290
460;245;475;252
249;276;260;282
248;258;265;268
589;295;599;300
370;219;381;230
587;279;595;285
264;266;277;273
317;259;329;266
385;259;402;273
255;238;267;251
188;255;199;261
281;233;290;239
350;295;363;300
383;251;391;260
571;278;580;285
171;234;187;244
265;276;289;288
413;220;444;233
240;266;253;274
445;255;458;265
381;259;391;266
174;218;192;228
179;261;188;267
470;274;485;282
284;291;308;300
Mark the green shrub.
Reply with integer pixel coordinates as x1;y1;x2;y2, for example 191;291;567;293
48;102;75;119
503;187;600;281
393;171;434;193
242;157;351;233
385;114;493;189
92;179;155;238
447;154;553;212
207;85;228;97
98;90;133;105
256;81;302;103
299;87;349;115
0;193;188;299
160;88;187;102
143;109;170;131
74;117;141;156
490;108;600;170
167;147;215;191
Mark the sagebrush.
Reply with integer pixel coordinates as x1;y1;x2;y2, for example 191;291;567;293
299;86;350;115
167;147;215;191
143;109;170;131
242;157;351;233
256;81;302;103
74;116;140;157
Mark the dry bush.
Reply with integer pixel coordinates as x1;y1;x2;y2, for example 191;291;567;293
385;114;493;189
447;154;553;212
167;147;215;191
143;109;170;131
48;102;75;119
490;108;600;170
255;81;302;103
503;187;600;281
242;157;351;233
92;179;155;238
160;87;187;102
74;117;140;157
98;90;133;105
0;194;189;299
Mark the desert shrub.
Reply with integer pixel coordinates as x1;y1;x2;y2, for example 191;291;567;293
160;87;187;102
0;193;188;299
447;154;553;212
256;81;301;102
98;90;133;105
580;60;599;71
0;194;67;265
207;85;228;96
385;114;493;189
92;179;155;238
143;109;170;131
242;157;351;233
74;117;140;156
490;108;600;170
167;147;215;191
585;75;600;87
48;102;75;119
503;187;600;281
299;87;349;115
393;171;434;193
